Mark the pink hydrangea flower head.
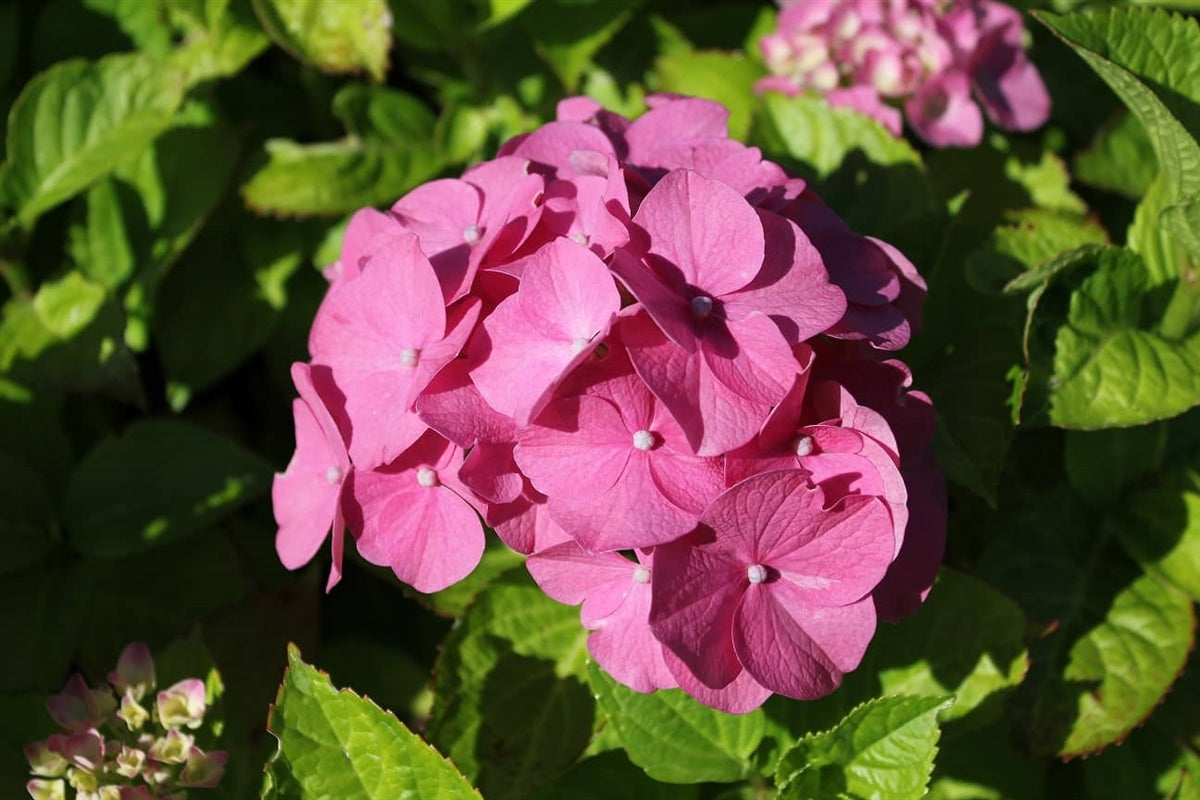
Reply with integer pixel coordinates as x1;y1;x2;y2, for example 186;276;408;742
758;0;1049;148
45;675;115;734
650;470;894;701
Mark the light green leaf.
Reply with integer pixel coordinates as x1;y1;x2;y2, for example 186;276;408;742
1110;476;1200;601
980;487;1195;757
265;646;481;799
753;91;932;235
1074;110;1158;199
426;570;594;799
84;0;175;55
166;0;271;84
966;209;1109;294
520;0;640;91
478;0;536;29
654;51;763;141
1037;8;1200;201
242;136;442;217
587;662;765;784
252;0;391;81
1162;193;1200;262
1024;247;1200;428
63;419;272;557
0;53;185;226
775;695;952;800
0;271;141;403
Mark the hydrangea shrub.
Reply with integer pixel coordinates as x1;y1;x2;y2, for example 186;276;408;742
272;94;946;712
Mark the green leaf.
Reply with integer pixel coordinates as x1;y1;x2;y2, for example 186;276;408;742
966;209;1109;295
242;136;442;217
166;0;271;85
520;0;640;91
1074;110;1158;199
1110;476;1200;601
0;53;185;226
317;638;434;728
1064;424;1166;507
926;720;1050;800
0;271;142;403
426;570;594;799
332;83;436;144
1037;9;1200;201
252;0;392;81
63;418;272;558
752;91;932;235
526;750;701;800
423;541;526;618
265;646;481;799
980;487;1195;757
477;0;536;29
587;662;764;784
654;51;763;141
0;452;55;575
775;695;952;800
1023;247;1200;428
84;0;175;55
1162;193;1200;263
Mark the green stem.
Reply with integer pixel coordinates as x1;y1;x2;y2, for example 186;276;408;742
0;256;32;301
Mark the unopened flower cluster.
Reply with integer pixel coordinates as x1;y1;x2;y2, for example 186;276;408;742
26;644;226;800
758;0;1050;147
273;95;946;713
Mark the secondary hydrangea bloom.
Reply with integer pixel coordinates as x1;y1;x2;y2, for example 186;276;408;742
273;93;945;713
758;0;1050;147
25;643;226;800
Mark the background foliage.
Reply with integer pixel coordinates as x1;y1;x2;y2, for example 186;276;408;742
1;0;1198;798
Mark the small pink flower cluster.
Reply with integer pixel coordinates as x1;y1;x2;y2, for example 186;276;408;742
758;0;1050;147
273;95;945;712
25;644;226;800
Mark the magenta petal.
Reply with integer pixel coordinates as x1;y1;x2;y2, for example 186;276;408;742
971;40;1051;132
510;121;618;176
702;314;795;405
649;529;747;689
905;70;984;148
773;587;879;671
662;648;771;713
527;541;634;620
335;207;398;283
416;359;518;449
633;170;764;296
588;579;678;693
733;587;842;699
515;394;633;500
625;98;730;170
390;179;483;303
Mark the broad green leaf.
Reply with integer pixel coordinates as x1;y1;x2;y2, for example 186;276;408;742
1064;424;1166;507
385;0;478;52
84;0;175;55
318;638;433;728
0;393;72;495
332;84;436;144
478;0;535;29
0;271;141;403
753;92;932;234
426;570;594;799
1162;193;1200;262
966;209;1109;294
587;662;765;784
63;418;272;557
242;137;442;216
1084;715;1200;800
68;178;138;289
423;541;525;618
0;562;94;691
0;54;185;226
1110;477;1200;601
166;0;271;84
252;0;391;81
1024;247;1200;428
980;487;1195;757
1074;110;1158;199
1127;174;1192;287
265;646;481;800
654;51;763;141
155;216;311;403
1038;9;1200;201
1002;148;1087;216
520;0;640;91
774;695;952;800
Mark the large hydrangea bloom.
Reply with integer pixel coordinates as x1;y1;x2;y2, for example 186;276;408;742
272;94;945;713
758;0;1050;147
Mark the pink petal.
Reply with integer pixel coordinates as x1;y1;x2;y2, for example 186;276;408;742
334;207;398;283
905;70;984;148
662;648;771;714
389;179;482;303
632;170;764;297
588;578;678;693
971;39;1050;132
416;359;518;448
702;313;796;405
826;86;903;136
625;98;730;170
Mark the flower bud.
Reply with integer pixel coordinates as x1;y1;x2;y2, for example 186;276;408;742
24;739;69;778
61;729;105;772
66;765;100;793
118;689;150;732
179;746;229;789
114;745;146;779
156;679;206;730
149;729;194;764
46;675;116;733
108;643;156;702
26;779;66;800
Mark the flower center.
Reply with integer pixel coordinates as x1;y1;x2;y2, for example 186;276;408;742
794;435;814;457
747;564;769;585
416;467;439;488
690;295;714;319
632;430;656;451
571;232;590;247
632;565;651;584
570;336;592;355
400;347;421;368
463;224;482;245
325;466;343;485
